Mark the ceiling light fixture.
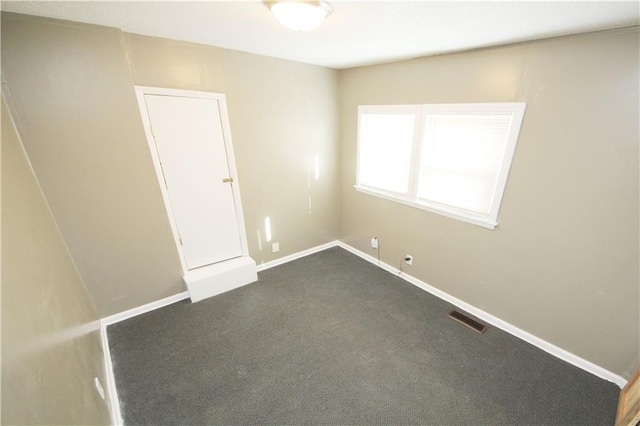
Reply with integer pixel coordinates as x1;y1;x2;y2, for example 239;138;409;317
267;0;332;32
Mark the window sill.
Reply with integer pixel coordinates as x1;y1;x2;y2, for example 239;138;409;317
353;185;498;230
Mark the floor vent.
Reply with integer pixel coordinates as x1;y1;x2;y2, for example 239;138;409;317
447;310;488;334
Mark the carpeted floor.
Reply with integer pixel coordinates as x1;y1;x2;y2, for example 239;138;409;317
108;247;620;425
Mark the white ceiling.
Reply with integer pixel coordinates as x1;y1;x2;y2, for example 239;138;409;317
2;1;638;69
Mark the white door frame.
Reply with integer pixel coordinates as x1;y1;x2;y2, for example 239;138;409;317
135;86;251;274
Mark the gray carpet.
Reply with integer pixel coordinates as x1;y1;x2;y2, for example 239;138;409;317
108;247;620;425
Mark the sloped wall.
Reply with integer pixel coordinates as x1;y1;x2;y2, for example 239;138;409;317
1;98;111;424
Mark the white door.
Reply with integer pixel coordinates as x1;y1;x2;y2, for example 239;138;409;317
142;94;243;270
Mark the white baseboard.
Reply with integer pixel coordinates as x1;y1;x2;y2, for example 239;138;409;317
99;291;189;425
103;241;340;326
97;241;340;425
101;241;341;328
99;320;123;425
335;241;628;389
256;240;339;272
98;236;625;426
101;291;190;326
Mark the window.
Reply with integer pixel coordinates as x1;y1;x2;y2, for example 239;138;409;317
355;103;526;229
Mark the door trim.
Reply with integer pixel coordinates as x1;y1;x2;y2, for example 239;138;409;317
134;86;251;274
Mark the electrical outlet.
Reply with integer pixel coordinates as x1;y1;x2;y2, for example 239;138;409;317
404;255;413;266
371;237;379;249
271;242;280;253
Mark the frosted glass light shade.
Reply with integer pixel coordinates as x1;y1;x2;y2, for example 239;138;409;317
269;1;332;32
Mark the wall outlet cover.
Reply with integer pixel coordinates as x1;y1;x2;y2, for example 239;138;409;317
272;242;280;253
371;238;379;249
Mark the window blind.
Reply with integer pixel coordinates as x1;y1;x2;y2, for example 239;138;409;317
418;113;513;215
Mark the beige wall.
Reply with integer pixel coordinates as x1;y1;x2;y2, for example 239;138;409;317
338;28;639;379
1;98;111;424
1;14;339;316
1;14;183;317
124;33;340;266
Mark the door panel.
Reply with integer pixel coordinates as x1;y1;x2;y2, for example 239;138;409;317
143;94;243;269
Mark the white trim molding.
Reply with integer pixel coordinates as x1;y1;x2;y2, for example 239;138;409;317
99;235;625;426
98;242;339;425
134;86;257;305
102;292;190;326
100;321;124;425
354;185;498;230
99;291;189;425
335;241;627;389
356;103;526;230
101;240;341;326
100;240;342;326
256;241;339;272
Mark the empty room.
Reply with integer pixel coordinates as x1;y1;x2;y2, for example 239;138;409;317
1;1;639;425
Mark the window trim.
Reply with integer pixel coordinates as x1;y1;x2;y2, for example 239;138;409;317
355;102;527;230
355;104;423;197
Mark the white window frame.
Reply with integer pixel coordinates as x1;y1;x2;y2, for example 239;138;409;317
355;103;526;230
